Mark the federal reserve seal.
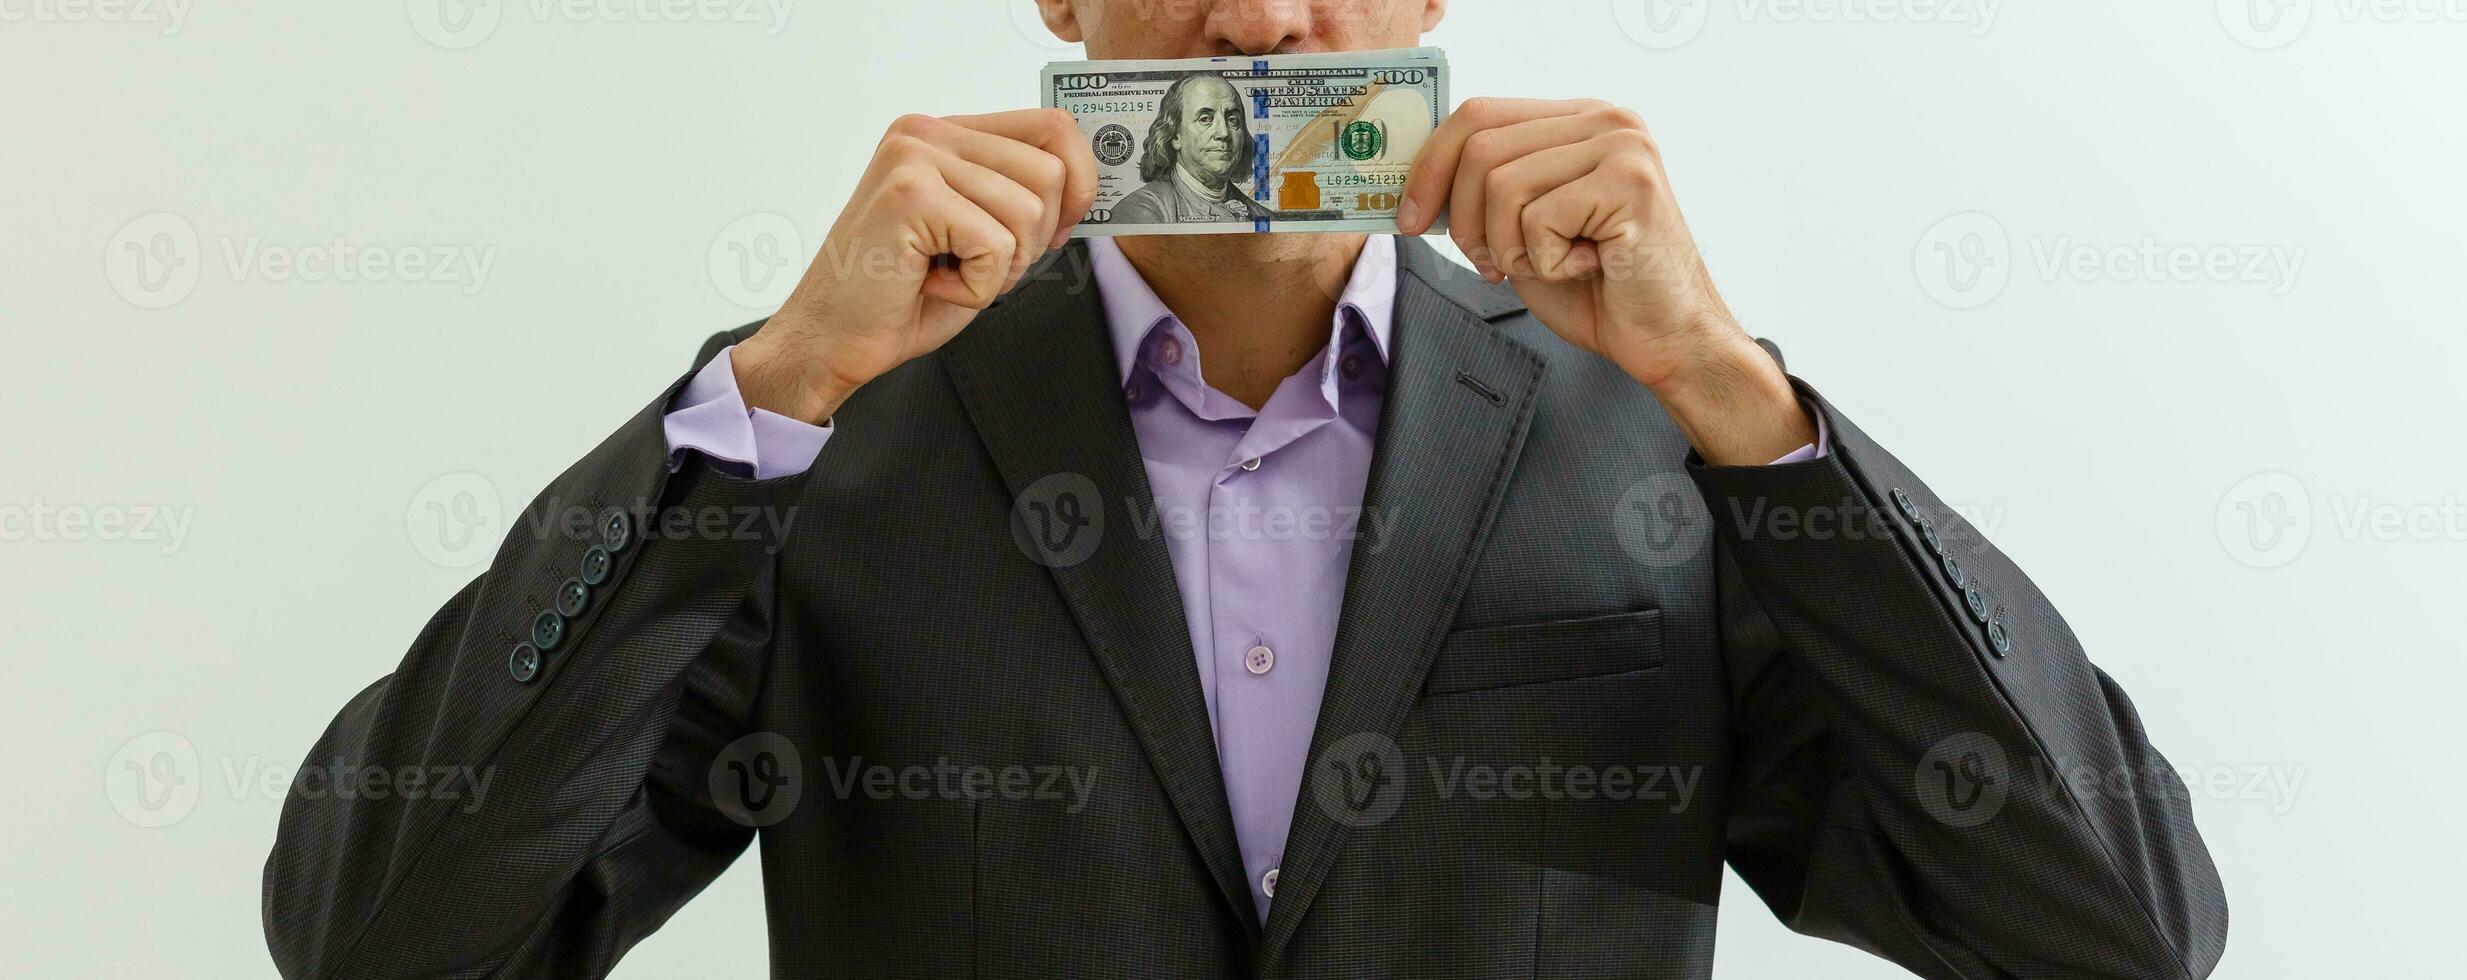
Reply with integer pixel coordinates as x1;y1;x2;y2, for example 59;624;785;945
1091;123;1135;167
1340;120;1384;162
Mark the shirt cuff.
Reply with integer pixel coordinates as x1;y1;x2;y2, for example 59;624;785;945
1763;397;1832;465
662;346;832;479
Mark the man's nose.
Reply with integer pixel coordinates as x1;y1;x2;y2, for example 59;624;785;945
1205;0;1310;56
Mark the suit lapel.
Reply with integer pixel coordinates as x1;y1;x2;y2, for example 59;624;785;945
938;242;1261;937
1260;237;1549;960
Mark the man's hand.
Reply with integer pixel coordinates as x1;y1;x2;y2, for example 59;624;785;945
732;110;1099;424
1398;98;1815;465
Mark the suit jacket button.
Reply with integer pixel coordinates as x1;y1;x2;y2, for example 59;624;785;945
1963;583;1990;624
580;546;612;586
532;610;566;651
508;643;541;683
1987;617;2014;657
555;577;589;617
600;507;634;554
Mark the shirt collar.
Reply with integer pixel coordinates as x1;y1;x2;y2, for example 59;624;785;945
1088;235;1398;386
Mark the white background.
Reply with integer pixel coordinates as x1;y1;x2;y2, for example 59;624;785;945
4;1;2460;976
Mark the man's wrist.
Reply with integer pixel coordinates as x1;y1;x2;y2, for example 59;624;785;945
1627;330;1816;467
733;338;858;426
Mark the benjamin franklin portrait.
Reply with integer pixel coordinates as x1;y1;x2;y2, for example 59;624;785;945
1111;74;1276;225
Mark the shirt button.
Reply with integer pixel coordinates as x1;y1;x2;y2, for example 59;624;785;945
1340;353;1363;379
1261;867;1279;897
1240;457;1261;472
1159;336;1183;365
1245;645;1275;675
1123;379;1141;401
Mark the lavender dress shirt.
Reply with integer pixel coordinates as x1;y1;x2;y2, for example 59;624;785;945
662;236;1823;922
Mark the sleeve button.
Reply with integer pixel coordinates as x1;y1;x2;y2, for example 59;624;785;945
579;546;612;586
531;610;566;651
600;507;635;553
555;577;589;617
1941;555;1966;590
1963;583;1990;624
1891;487;1918;519
1986;617;2014;657
508;643;541;683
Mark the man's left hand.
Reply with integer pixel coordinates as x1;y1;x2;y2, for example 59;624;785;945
1398;98;1816;465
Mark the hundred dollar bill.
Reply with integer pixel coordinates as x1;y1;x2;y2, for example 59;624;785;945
1042;47;1449;237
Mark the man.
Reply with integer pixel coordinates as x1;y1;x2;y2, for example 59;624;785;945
263;1;2229;977
1112;73;1275;225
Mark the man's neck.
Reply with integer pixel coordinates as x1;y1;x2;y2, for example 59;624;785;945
1115;232;1368;411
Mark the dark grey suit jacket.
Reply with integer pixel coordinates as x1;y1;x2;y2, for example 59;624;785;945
264;237;2227;978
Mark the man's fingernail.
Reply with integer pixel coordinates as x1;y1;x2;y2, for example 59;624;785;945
1397;198;1423;232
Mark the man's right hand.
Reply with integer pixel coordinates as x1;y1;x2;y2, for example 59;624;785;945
731;110;1098;425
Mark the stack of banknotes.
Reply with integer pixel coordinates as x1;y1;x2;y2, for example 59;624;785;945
1043;47;1450;237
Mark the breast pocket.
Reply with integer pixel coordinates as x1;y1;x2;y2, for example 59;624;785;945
1421;608;1665;697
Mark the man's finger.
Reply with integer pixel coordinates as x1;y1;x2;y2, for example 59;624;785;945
913;182;1018;311
1447;113;1617;277
1482;136;1614;280
931;150;1052;286
924;121;1072;260
948;109;1100;246
1399;98;1595;237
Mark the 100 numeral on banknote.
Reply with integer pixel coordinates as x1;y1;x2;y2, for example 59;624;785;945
1043;47;1450;237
